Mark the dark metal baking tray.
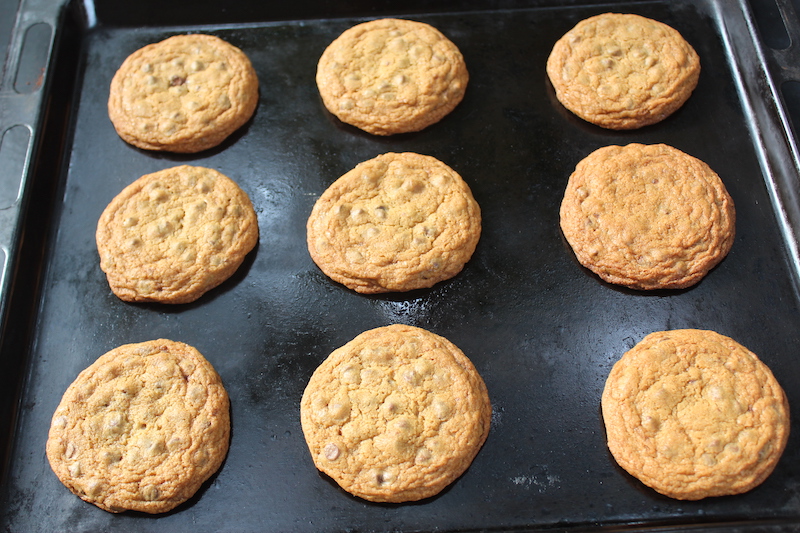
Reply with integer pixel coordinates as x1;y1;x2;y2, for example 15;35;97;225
3;0;800;531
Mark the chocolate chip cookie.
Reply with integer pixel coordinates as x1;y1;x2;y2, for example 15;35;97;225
46;339;230;513
97;165;259;303
547;13;700;129
307;152;481;293
602;329;789;500
300;324;491;502
108;34;259;152
316;18;468;135
559;143;734;290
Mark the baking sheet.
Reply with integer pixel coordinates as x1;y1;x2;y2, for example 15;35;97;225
2;0;800;531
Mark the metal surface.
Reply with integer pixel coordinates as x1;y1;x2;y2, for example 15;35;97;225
0;0;59;330
2;0;800;531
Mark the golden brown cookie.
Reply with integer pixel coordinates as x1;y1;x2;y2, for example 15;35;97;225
108;34;259;153
601;329;790;500
46;339;230;513
97;165;259;304
546;13;700;129
306;152;481;293
300;324;491;502
316;18;468;135
559;143;735;290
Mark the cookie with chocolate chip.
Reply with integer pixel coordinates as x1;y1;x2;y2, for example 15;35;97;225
108;33;259;152
97;165;259;303
546;13;700;129
307;152;481;293
46;339;230;513
559;143;734;290
601;329;789;500
316;18;468;135
300;324;491;502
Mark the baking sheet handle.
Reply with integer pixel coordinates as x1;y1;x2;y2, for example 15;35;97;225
720;0;800;288
0;0;61;330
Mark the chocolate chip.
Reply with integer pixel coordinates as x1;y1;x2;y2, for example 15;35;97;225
323;443;340;460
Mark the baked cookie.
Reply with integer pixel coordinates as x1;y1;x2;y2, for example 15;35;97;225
601;329;790;500
300;324;491;502
546;13;700;129
316;18;468;135
559;143;735;290
306;152;481;293
97;165;259;304
46;339;230;513
108;34;259;153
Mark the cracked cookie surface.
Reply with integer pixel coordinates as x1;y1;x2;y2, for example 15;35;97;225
601;329;789;500
307;152;481;293
316;18;468;135
46;339;230;513
300;324;491;502
97;165;259;304
546;13;700;129
559;143;734;290
108;34;259;153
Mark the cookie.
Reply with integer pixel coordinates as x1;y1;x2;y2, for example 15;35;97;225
601;329;789;500
546;13;700;129
559;143;735;290
46;339;230;513
300;324;491;502
97;165;259;304
306;152;481;293
316;18;468;135
108;34;259;153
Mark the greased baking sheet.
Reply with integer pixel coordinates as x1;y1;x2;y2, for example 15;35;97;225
2;0;800;531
